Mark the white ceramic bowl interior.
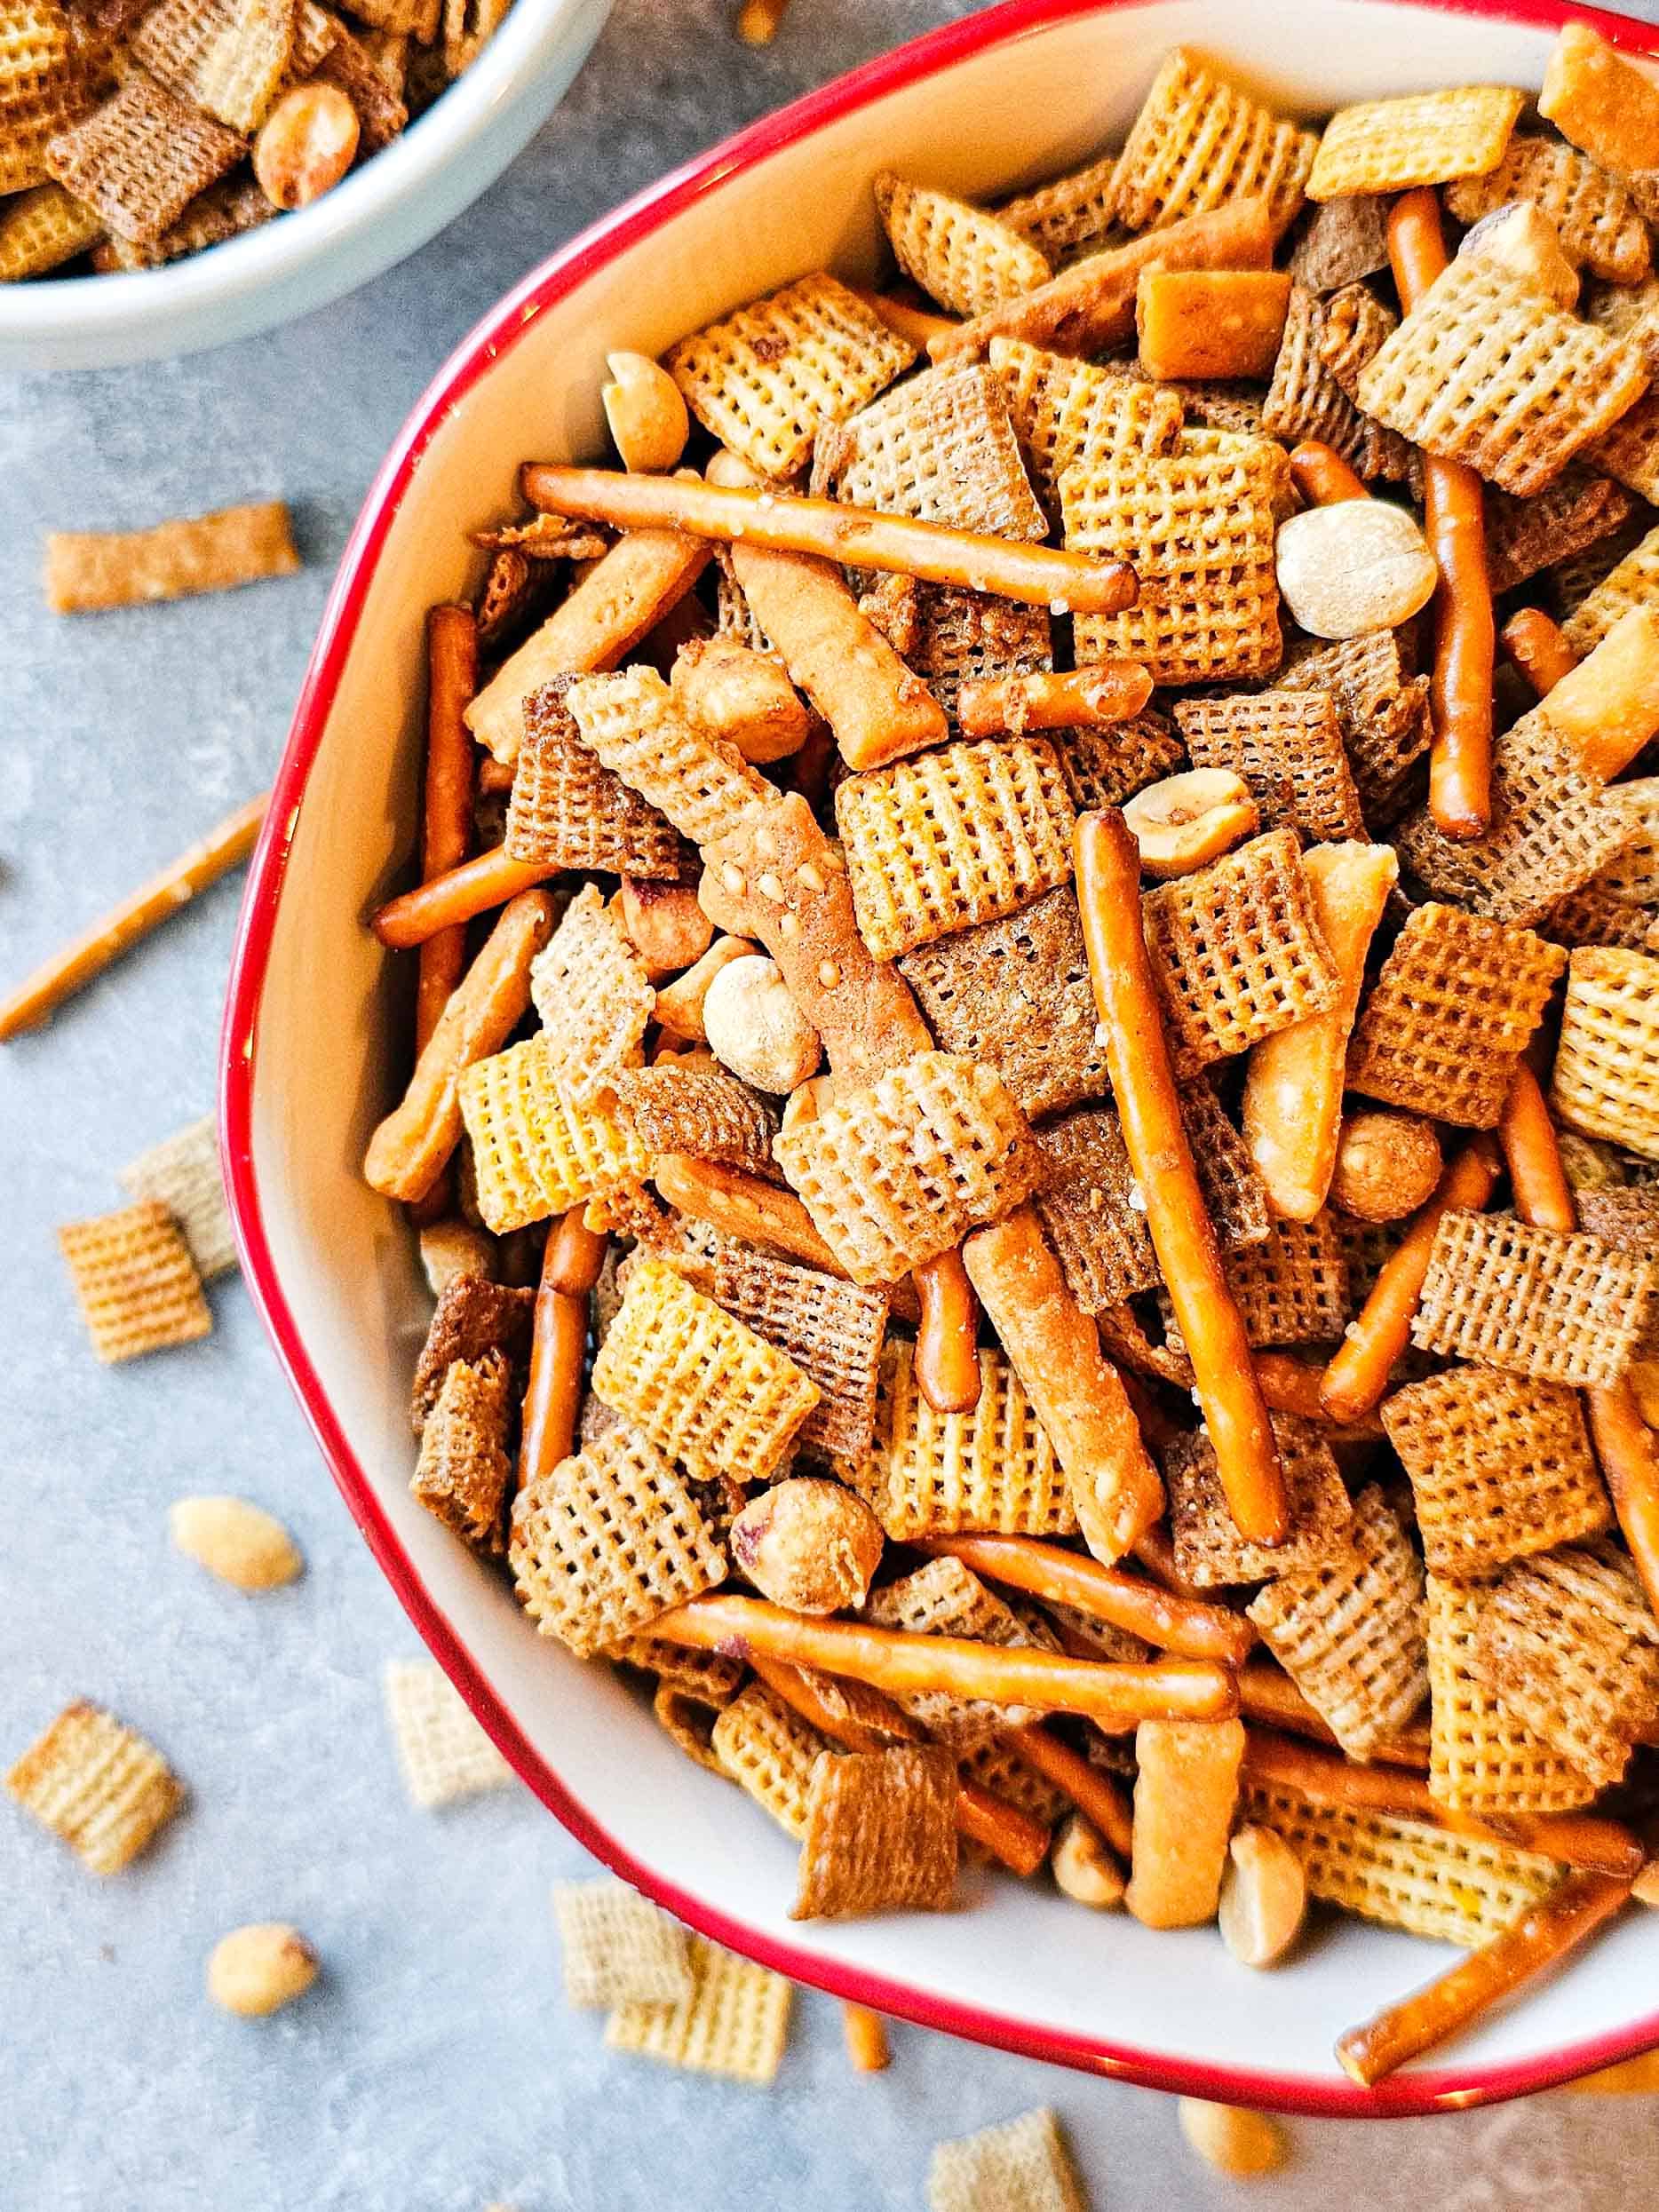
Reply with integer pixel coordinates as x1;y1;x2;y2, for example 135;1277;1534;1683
2;0;613;374
226;0;1659;2113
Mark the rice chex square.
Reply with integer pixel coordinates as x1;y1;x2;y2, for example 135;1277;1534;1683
1411;1208;1656;1388
1164;1413;1354;1588
873;170;1052;319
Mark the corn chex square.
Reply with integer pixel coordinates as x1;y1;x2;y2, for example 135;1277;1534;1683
458;1037;650;1233
1164;1413;1353;1588
710;1680;833;1839
1307;85;1525;200
1446;135;1650;284
528;884;653;1107
791;1743;957;1919
928;2108;1088;2212
605;1933;791;2082
45;66;243;246
613;1061;777;1181
1552;945;1659;1161
6;1700;184;1874
811;359;1046;540
863;1554;1055;1748
1111;46;1318;235
988;335;1183;505
0;0;85;197
874;170;1051;320
1412;1208;1656;1388
57;1199;211;1363
505;678;687;877
553;1877;692;2010
411;1350;514;1553
1425;1574;1595;1813
117;1112;235;1281
382;1660;512;1807
0;180;99;277
563;667;776;852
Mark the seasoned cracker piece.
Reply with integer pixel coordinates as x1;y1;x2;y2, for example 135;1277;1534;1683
1262;281;1414;483
1060;443;1282;686
613;1061;778;1180
57;1199;211;1363
773;1051;1039;1286
1381;1368;1611;1579
1267;630;1432;824
1560;521;1659;656
5;1701;184;1875
873;171;1051;320
0;0;86;197
1355;258;1650;497
1164;1413;1353;1588
988;334;1183;504
711;1680;836;1838
1176;691;1365;841
1552;945;1659;1161
1413;1207;1656;1388
663;273;916;480
834;736;1076;963
553;1877;693;2010
907;586;1053;727
1241;1778;1560;1945
505;677;687;877
999;147;1123;259
897;884;1109;1121
459;1037;651;1232
1111;46;1317;236
0;179;99;278
848;1340;1076;1540
1288;192;1391;292
509;1422;726;1657
45;66;242;246
563;666;777;851
1425;1574;1596;1813
1053;710;1185;813
131;0;292;132
1308;85;1525;200
1446;135;1651;284
411;1348;513;1551
928;2108;1087;2212
790;1742;957;1918
117;1111;235;1280
1141;828;1340;1076
1347;903;1566;1128
811;358;1047;540
1486;471;1637;599
863;1554;1054;1748
1314;279;1400;400
44;500;299;613
1247;1485;1428;1758
527;884;654;1107
409;1273;532;1431
605;1933;791;2083
1474;1544;1659;1789
1161;1215;1350;1354
382;1659;512;1807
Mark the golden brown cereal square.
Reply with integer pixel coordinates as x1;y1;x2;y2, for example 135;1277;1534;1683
1540;882;1659;959
410;1348;513;1552
508;1422;726;1658
1446;135;1651;283
458;1038;651;1232
409;1275;532;1431
863;1555;1055;1748
1052;711;1185;814
506;678;687;878
130;0;292;132
999;152;1123;260
663;273;917;480
1587;386;1659;503
1175;690;1365;841
1486;470;1639;599
812;359;1046;539
528;883;655;1107
711;1680;836;1839
613;1062;779;1181
1263;281;1415;483
1160;1215;1350;1354
908;586;1054;727
957;1736;1070;1835
928;2108;1088;2212
0;179;99;277
605;1933;791;2082
790;1743;957;1919
57;1199;211;1363
1411;1208;1656;1387
1308;85;1525;200
44;500;299;613
5;1700;185;1875
1111;46;1318;235
381;1659;512;1807
1552;945;1659;1161
44;66;242;245
1559;521;1659;655
873;170;1051;320
0;0;88;197
608;1633;743;1711
1425;1574;1595;1812
116;1112;235;1281
1164;1412;1353;1587
553;1876;693;2010
1288;193;1392;292
1381;1367;1610;1579
988;335;1183;505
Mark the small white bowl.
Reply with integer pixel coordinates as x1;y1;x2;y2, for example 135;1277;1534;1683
224;0;1659;2113
0;0;613;374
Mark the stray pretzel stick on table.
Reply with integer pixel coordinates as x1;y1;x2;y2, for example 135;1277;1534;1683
1336;1869;1632;2086
651;1593;1240;1729
0;792;268;1043
841;2003;891;2073
1009;1723;1135;1859
955;662;1154;739
520;466;1139;615
911;1249;982;1415
1501;607;1579;701
371;844;556;949
1388;188;1495;842
909;1534;1255;1667
1318;1133;1504;1424
519;1209;608;1491
1238;1657;1430;1768
409;605;480;1225
1287;439;1369;507
1075;808;1289;1545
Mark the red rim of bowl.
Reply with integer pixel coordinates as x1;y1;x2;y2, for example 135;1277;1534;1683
222;0;1659;2116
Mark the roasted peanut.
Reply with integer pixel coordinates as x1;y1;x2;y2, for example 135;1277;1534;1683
1177;2099;1290;2177
1122;769;1258;877
170;1497;303;1591
253;83;360;210
207;1923;320;2017
671;636;813;764
1329;1109;1443;1222
1218;1825;1307;1967
1050;1812;1126;1908
702;954;822;1093
730;1478;885;1613
618;878;714;975
653;933;758;1041
602;352;691;474
417;1217;496;1292
1458;200;1579;309
1274;499;1437;638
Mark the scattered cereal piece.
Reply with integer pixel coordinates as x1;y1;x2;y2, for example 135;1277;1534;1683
1308;85;1524;201
381;1659;512;1808
605;1933;791;2083
552;1878;693;2009
928;2107;1088;2212
874;171;1052;321
6;1700;185;1874
117;1113;236;1280
58;1198;212;1362
1113;47;1317;234
791;1742;957;1918
411;1349;514;1552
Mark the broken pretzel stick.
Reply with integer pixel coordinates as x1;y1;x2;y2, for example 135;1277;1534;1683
1287;439;1369;508
912;1248;982;1415
520;1208;608;1490
1251;1352;1385;1440
409;605;480;1225
956;661;1154;739
520;465;1139;616
1501;607;1579;702
371;844;555;950
841;2003;891;2073
1009;1722;1134;1859
652;1153;845;1276
1075;808;1289;1545
0;792;269;1043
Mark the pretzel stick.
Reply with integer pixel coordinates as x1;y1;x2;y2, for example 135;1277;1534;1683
844;281;960;351
520;466;1139;616
1526;606;1659;783
1242;1727;1643;1876
1388;188;1495;841
519;1209;607;1488
1075;808;1289;1544
1501;607;1579;701
1336;1869;1632;2086
912;1249;982;1414
841;2003;891;2073
956;662;1154;739
652;1153;845;1275
749;1655;1052;1875
0;792;268;1042
1130;1521;1208;1598
1318;1134;1504;1423
371;844;555;949
1008;1723;1135;1859
1287;439;1369;507
1238;1656;1430;1768
651;1594;1239;1727
909;1534;1255;1666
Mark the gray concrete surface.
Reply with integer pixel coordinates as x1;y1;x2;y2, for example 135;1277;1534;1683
2;3;1657;2203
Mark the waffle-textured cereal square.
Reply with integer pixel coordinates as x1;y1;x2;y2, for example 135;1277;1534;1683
928;2107;1088;2212
999;147;1123;258
1544;883;1659;959
1347;903;1566;1128
1176;690;1365;841
873;170;1052;320
1314;280;1401;400
410;1349;514;1553
382;1659;512;1808
509;1423;726;1658
613;1061;778;1181
1587;387;1659;503
564;667;776;851
1486;470;1639;599
505;678;687;877
45;66;243;245
1141;829;1340;1076
1164;1413;1353;1588
0;0;85;197
528;884;654;1107
663;273;917;480
908;587;1053;726
1053;711;1186;814
1263;281;1415;482
1162;1215;1350;1353
711;1681;836;1839
1560;521;1659;655
1288;192;1392;292
591;1257;819;1484
1268;630;1431;823
1246;1486;1428;1758
5;1701;185;1875
957;1737;1070;1834
0;179;99;277
988;335;1183;504
1599;780;1659;904
1425;1574;1595;1812
605;1933;791;2083
791;1743;957;1919
1412;1208;1656;1387
1584;276;1659;378
863;1555;1053;1748
131;0;293;131
554;1877;693;2010
460;1039;649;1232
1381;1368;1610;1579
117;1112;235;1281
834;737;1076;963
774;1051;1040;1286
1111;46;1318;235
1552;946;1659;1160
650;1679;724;1772
409;1276;532;1431
1355;258;1650;496
1446;135;1650;284
57;1199;211;1363
811;359;1046;539
1308;85;1525;200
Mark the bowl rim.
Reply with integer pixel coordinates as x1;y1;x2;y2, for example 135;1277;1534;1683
222;0;1659;2116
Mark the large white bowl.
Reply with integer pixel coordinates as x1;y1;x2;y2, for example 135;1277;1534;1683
222;0;1659;2113
1;0;612;373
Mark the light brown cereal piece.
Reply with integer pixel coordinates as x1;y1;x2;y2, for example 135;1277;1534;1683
1268;629;1431;821
1288;192;1391;291
528;884;654;1106
131;0;292;131
57;1199;211;1363
505;678;687;877
1447;135;1650;283
1164;1415;1353;1590
410;1348;513;1552
1487;471;1637;599
409;1274;531;1431
927;2108;1087;2212
1309;85;1524;199
117;1111;235;1280
45;66;243;244
999;147;1123;258
1053;711;1185;814
988;335;1182;505
1112;46;1317;235
1538;20;1659;179
605;1934;791;2083
1175;691;1364;842
6;1701;184;1874
1552;945;1659;1161
1560;522;1659;656
1262;281;1415;482
613;1060;777;1179
874;171;1051;320
1584;275;1659;378
711;1680;836;1838
1124;1716;1246;1928
863;1552;1054;1747
563;666;776;850
1411;1208;1656;1388
1425;1574;1596;1812
458;1037;650;1233
791;1743;957;1919
0;180;99;277
170;1496;302;1590
553;1877;693;2010
44;499;298;613
381;1658;511;1807
731;1479;884;1615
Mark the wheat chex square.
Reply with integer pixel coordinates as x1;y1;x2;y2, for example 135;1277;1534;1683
1411;1207;1656;1388
1267;630;1431;822
1263;281;1414;482
411;1349;515;1553
117;1111;236;1281
45;66;243;245
1175;690;1366;841
57;1199;211;1363
130;0;293;132
1289;193;1393;293
1162;1215;1350;1355
907;586;1055;727
613;1061;778;1182
1052;711;1186;813
506;678;687;877
1110;46;1318;234
1559;521;1659;655
812;359;1047;539
1165;1413;1354;1588
1552;945;1659;1161
863;1555;1055;1748
410;1276;533;1431
790;1743;957;1919
6;1700;185;1875
873;170;1052;319
1485;470;1638;598
927;2107;1089;2212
